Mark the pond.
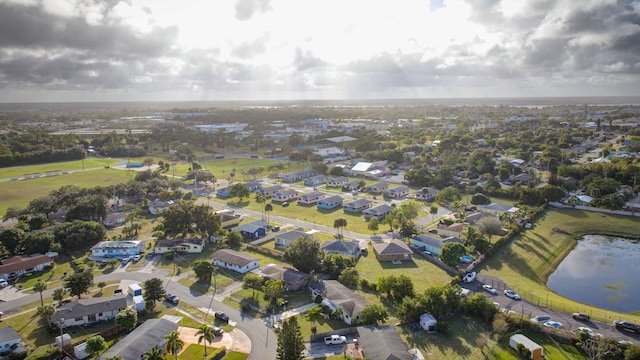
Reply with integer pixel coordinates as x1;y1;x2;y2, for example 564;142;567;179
547;235;640;313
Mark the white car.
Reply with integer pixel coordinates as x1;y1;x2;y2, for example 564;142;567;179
504;290;521;300
543;321;563;329
463;272;477;283
482;284;497;294
0;279;8;288
133;255;141;262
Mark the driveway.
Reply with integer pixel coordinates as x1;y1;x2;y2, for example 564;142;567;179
176;326;251;354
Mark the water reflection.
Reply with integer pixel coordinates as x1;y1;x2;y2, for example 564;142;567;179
547;235;640;313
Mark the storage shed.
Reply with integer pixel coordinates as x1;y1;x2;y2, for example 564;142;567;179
509;334;544;360
419;313;437;332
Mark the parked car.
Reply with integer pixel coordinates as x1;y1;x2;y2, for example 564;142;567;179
213;327;224;337
572;312;590;321
482;284;497;294
215;312;229;322
271;226;281;232
463;272;477;283
133;255;141;262
165;294;180;305
121;257;130;264
614;320;640;333
544;321;563;329
0;279;8;288
282;202;289;207
530;315;551;323
504;290;521;300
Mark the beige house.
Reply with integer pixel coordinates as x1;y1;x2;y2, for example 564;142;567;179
154;238;205;254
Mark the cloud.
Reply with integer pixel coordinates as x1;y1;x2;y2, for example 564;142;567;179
231;33;269;59
234;0;272;21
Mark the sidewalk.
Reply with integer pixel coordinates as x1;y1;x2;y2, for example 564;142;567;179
266;302;317;324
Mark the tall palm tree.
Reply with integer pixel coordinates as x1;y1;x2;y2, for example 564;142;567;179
196;323;215;357
142;345;164;360
33;281;47;307
265;203;273;226
333;218;347;240
36;305;55;325
164;330;184;360
255;192;267;220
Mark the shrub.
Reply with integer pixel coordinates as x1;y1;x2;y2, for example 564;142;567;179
25;346;60;360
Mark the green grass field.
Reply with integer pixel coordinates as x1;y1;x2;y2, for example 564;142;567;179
0;158;121;178
480;208;640;322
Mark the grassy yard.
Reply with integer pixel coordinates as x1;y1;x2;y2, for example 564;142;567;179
178;343;225;360
293;313;347;341
488;330;587;360
480;208;640;322
0;158;121;179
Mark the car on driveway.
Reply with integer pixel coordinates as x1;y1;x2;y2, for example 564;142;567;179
213;327;224;337
504;290;521;300
530;315;551;323
0;279;8;288
463;272;476;283
544;321;563;329
215;312;229;322
165;294;180;305
614;320;640;333
572;312;590;321
133;255;141;262
482;284;497;294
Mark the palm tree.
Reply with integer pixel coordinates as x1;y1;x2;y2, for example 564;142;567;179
255;192;267;220
36;304;55;324
53;288;66;306
97;281;107;294
305;306;324;334
142;345;164;360
265;203;273;226
196;323;215;357
33;281;47;307
333;218;347;240
164;330;184;360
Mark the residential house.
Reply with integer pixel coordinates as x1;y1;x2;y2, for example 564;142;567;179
464;211;493;225
317;195;344;210
341;180;361;191
367;182;389;193
356;326;412;360
322;240;361;258
351;162;373;175
372;239;414;262
309;280;370;325
218;212;243;228
91;240;145;259
272;189;300;203
574;195;594;206
98;318;179;360
211;249;260;274
274;229;310;248
478;203;520;216
511;172;534;184
343;198;373;213
154;238;205;254
0;255;52;281
281;169;316;182
216;187;231;197
260;185;283;198
0;327;25;355
436;223;465;238
386;185;410;198
148;199;178;215
412;235;463;256
414;187;438;202
245;180;263;192
298;191;326;205
52;296;128;327
327;176;349;187
252;263;308;291
363;204;394;221
236;220;268;239
314;147;345;158
102;212;126;227
303;175;328;186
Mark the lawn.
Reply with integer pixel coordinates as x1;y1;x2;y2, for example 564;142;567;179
488;329;587;360
292;313;348;341
0;168;132;217
160;157;287;179
229;288;312;313
480;208;640;323
0;158;121;179
178;343;225;360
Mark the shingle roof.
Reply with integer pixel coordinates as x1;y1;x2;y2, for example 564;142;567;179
274;189;299;197
356;325;412;360
155;238;204;248
363;204;393;215
276;230;307;242
373;239;413;256
51;296;128;323
344;198;372;208
300;191;325;199
99;318;179;360
320;195;343;204
253;264;307;285
212;249;258;267
0;255;51;275
322;240;360;254
310;280;369;317
0;326;21;342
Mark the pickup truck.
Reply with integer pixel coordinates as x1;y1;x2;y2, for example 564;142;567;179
324;335;347;345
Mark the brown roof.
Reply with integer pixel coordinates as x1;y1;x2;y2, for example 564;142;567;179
211;249;258;267
0;255;51;275
372;239;413;255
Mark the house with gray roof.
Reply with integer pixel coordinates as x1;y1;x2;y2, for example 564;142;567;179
341;180;361;191
212;249;260;273
363;204;394;220
274;229;310;248
260;185;283;198
91;240;145;259
0;326;25;355
272;189;300;202
236;220;268;239
343;198;373;213
98;318;179;360
356;326;412;360
51;295;128;327
309;280;369;325
412;235;463;256
322;240;361;258
252;263;308;291
298;191;325;205
327;176;349;187
317;195;343;209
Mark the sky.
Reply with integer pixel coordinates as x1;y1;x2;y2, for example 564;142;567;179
1;0;640;102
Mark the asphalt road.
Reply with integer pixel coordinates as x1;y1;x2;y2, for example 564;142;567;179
0;267;277;360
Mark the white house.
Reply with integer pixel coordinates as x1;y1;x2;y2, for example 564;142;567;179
0;255;52;281
0;327;25;355
367;182;389;193
274;230;309;248
343;198;373;213
327;177;349;187
363;204;394;220
91;240;146;259
386;185;410;198
211;249;260;274
51;296;128;327
148;199;178;215
298;191;325;205
154;238;205;254
414;187;438;201
103;212;126;227
303;175;328;186
317;195;344;209
272;189;300;202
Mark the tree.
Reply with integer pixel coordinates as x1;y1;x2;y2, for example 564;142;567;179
85;335;106;358
63;271;94;299
33;281;47;307
107;258;119;268
193;260;215;282
243;273;263;297
376;275;414;301
435;186;461;205
579;337;618;360
475;217;504;242
97;281;107;294
143;278;166;307
276;316;305;360
625;346;640;360
196;323;215;357
143;157;154;171
36;305;55;324
164;330;184;360
225;230;243;248
430;206;438;221
305;306;324;334
333;218;347;239
367;217;379;233
471;193;491;205
0;227;26;256
229;183;251;200
255;192;267;220
399;221;419;239
359;304;389;325
115;308;138;331
283;236;323;274
440;242;466;266
142;345;164;360
262;279;286;304
265;203;273;225
338;267;359;288
53;288;66;306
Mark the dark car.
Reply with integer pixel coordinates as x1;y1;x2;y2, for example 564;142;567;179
165;294;180;305
215;312;229;322
614;320;640;333
213;327;224;337
572;312;590;321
